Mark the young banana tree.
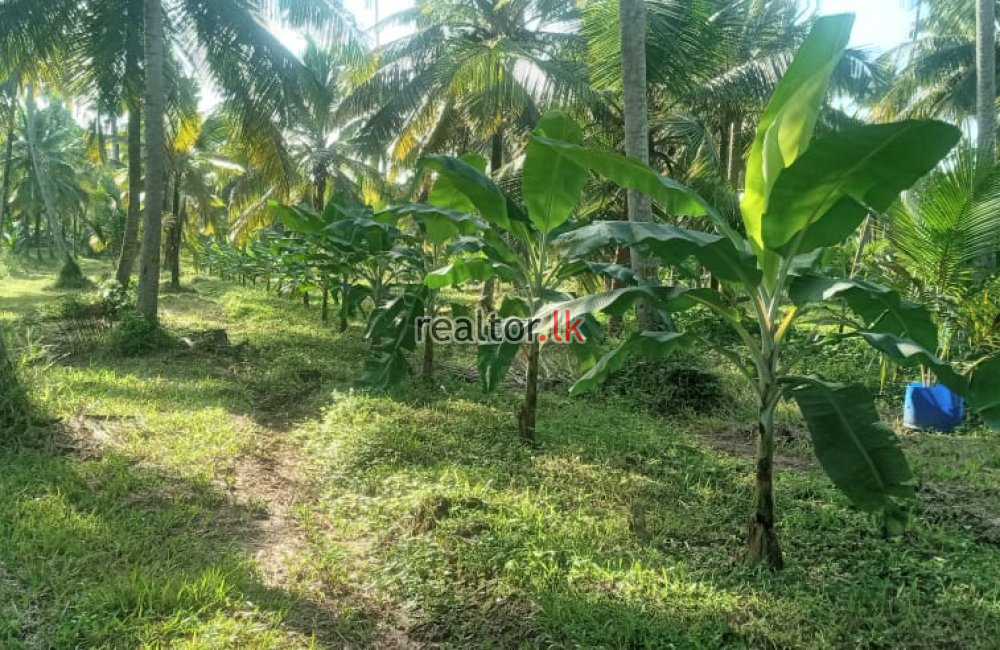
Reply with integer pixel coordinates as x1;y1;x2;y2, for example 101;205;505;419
409;114;606;442
535;15;1000;569
274;197;406;330
363;183;490;387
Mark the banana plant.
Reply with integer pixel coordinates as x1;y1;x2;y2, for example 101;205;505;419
363;182;490;387
535;14;1000;569
273;196;406;330
407;115;608;442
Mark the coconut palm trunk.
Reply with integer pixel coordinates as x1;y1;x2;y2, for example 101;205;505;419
977;0;997;270
977;0;996;161
136;0;166;320
110;114;120;163
167;173;182;289
619;0;660;330
114;0;144;288
0;106;14;235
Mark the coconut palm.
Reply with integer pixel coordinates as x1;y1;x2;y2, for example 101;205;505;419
289;40;382;212
618;0;659;329
9;93;88;271
162;87;247;288
341;0;590;172
1;0;358;318
586;0;881;198
874;1;998;122
885;146;1000;357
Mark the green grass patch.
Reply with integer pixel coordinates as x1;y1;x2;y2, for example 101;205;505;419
3;261;999;647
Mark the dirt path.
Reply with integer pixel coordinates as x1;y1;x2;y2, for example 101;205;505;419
222;419;313;590
223;417;420;649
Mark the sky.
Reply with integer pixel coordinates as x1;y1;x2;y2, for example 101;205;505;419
818;0;915;53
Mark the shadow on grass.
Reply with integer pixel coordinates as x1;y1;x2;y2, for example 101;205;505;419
301;381;1000;647
0;431;373;648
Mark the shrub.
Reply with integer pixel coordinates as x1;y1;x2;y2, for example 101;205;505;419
601;352;725;416
108;310;175;356
0;330;32;444
41;281;131;321
52;255;92;290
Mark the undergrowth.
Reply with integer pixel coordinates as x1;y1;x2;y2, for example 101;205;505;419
0;263;998;648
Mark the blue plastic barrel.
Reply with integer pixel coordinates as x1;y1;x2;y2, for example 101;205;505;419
903;382;964;432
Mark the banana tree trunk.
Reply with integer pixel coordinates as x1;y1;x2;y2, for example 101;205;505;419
321;280;329;323
747;365;784;570
422;336;434;383
136;0;166;321
479;130;506;313
114;0;144;288
517;340;540;443
619;0;660;331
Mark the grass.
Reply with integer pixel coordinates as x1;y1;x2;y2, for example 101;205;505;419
2;258;1000;647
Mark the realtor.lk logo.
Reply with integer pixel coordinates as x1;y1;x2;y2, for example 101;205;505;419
415;309;586;345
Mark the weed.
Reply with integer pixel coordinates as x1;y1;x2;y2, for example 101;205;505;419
107;310;177;357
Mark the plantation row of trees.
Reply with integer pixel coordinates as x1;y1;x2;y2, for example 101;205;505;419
2;0;1000;568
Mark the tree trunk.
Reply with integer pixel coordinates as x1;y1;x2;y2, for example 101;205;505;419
114;0;143;288
0;106;15;235
321;281;329;323
977;0;997;271
747;377;784;570
168;173;182;289
115;100;142;287
314;166;327;212
850;216;872;279
977;0;997;160
110;114;120;163
136;0;166;321
422;336;434;383
619;0;660;330
96;112;106;163
34;212;41;261
608;245;630;336
170;204;184;289
726;116;741;184
517;340;540;443
479;130;505;313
